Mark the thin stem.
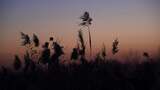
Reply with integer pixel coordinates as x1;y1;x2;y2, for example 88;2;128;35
87;26;92;57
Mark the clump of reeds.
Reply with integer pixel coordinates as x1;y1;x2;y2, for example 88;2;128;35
80;11;93;56
112;38;119;55
39;42;50;64
13;55;22;70
20;32;40;59
19;32;40;71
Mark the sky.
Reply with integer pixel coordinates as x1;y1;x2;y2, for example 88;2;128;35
0;0;160;66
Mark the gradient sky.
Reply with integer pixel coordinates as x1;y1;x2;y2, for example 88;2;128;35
0;0;160;66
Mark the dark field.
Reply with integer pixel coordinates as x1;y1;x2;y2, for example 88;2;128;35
1;58;160;90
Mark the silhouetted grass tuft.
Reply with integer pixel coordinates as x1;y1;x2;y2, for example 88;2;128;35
0;12;159;90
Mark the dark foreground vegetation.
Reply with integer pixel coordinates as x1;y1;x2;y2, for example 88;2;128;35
1;59;160;90
1;11;160;90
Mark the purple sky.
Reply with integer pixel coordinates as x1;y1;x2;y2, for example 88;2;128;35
0;0;160;66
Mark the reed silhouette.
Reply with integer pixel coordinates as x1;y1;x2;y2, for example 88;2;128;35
71;48;79;60
0;12;160;90
80;11;93;56
39;42;50;65
13;55;22;70
112;38;119;55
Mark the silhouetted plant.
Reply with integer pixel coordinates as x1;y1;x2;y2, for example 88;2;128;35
53;42;64;56
78;30;85;56
20;32;40;60
23;51;32;72
43;42;49;48
95;44;106;63
143;52;149;58
39;42;50;64
101;43;106;60
13;55;22;70
49;37;54;41
33;33;39;47
143;52;150;61
80;11;92;26
3;11;160;90
112;38;119;55
71;48;79;60
49;41;64;68
80;11;93;56
20;32;31;46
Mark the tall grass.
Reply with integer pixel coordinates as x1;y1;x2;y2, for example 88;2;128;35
1;11;159;90
112;38;119;55
80;11;93;57
78;29;85;57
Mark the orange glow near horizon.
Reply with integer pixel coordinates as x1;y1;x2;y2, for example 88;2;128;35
1;0;160;66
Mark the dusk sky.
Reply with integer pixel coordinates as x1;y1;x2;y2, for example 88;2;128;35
0;0;160;66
